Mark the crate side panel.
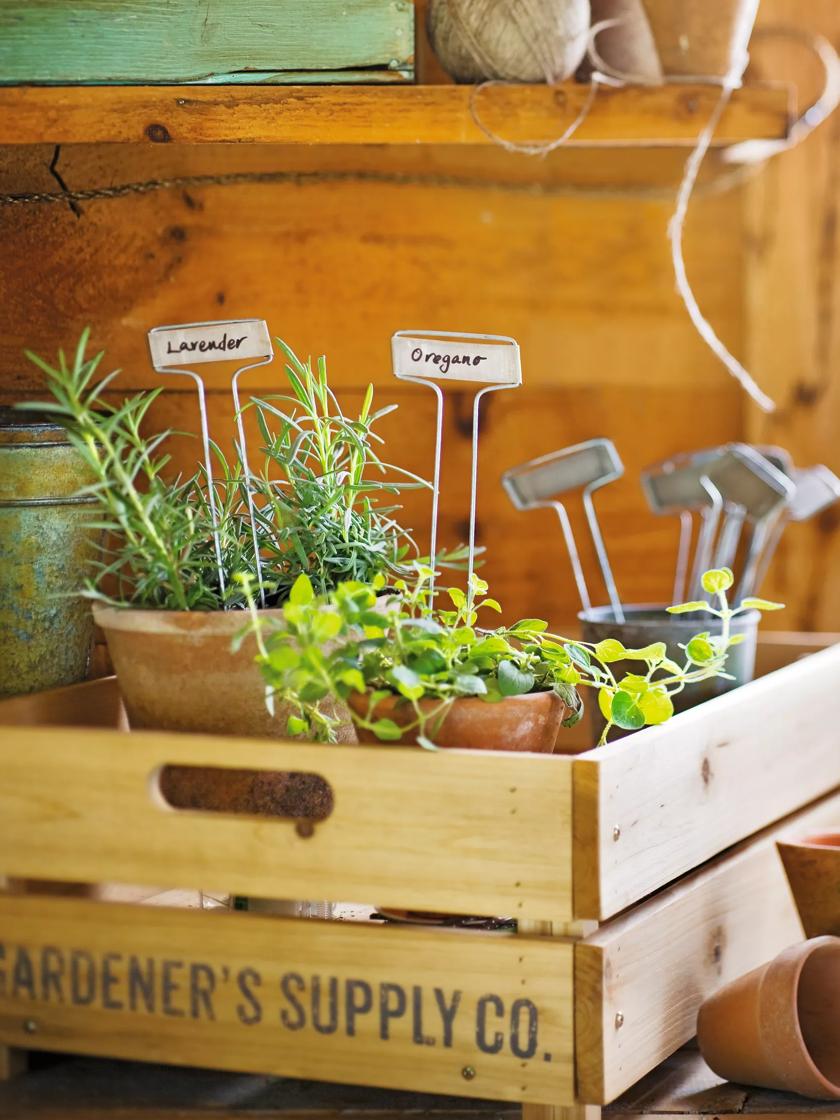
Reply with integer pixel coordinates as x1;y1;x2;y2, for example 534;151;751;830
0;728;573;922
576;643;840;920
575;788;840;1104
0;896;573;1104
0;1;414;83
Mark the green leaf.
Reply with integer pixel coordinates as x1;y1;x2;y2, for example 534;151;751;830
509;618;549;634
618;674;648;695
267;645;299;672
594;638;626;663
289;573;315;606
638;687;674;725
666;601;708;614
370;718;403;742
479;598;502;613
557;664;581;686
567;644;591;670
740;597;785;612
611;690;645;730
311;610;342;643
447;587;466;610
454;673;487;696
389;666;424;701
686;635;716;664
339;668;366;694
701;568;734;594
554;682;582;728
497;659;535;697
598;688;613;720
727;633;746;646
286;715;309;736
624;641;667;661
469;574;489;595
451;627;476;646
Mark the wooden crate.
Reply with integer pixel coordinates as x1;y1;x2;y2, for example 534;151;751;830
0;1;415;85
0;634;838;1111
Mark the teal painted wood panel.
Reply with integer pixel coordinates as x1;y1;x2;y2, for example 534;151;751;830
0;0;415;84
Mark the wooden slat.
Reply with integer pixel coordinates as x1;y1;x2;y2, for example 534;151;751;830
0;895;574;1105
0;727;573;921
0;676;126;729
754;632;840;678
0;0;414;84
576;789;840;1105
0;84;791;146
573;643;840;920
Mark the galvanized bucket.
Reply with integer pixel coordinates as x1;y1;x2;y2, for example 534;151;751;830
0;408;97;697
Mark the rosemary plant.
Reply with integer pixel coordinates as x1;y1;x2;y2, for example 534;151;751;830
20;329;429;610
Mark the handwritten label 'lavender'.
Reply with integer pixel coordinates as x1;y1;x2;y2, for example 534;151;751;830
148;319;272;368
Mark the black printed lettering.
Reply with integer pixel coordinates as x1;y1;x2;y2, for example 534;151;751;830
379;982;407;1040
128;956;155;1013
189;963;216;1021
11;948;35;1000
40;947;65;1004
102;952;124;1011
161;959;185;1017
476;994;504;1054
433;988;461;1048
70;950;96;1007
345;979;373;1037
412;985;435;1046
510;998;538;1059
312;975;338;1035
237;967;262;1026
279;972;305;1030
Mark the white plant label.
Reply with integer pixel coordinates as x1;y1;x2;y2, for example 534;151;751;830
392;332;521;386
148;319;272;368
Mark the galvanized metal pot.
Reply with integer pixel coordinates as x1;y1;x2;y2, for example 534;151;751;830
579;603;759;734
0;409;97;698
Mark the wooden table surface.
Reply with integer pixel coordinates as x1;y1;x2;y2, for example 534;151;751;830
2;1049;838;1120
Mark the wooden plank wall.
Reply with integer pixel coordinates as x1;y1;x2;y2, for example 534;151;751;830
0;0;835;631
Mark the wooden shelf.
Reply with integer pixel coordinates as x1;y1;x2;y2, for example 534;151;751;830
0;82;792;146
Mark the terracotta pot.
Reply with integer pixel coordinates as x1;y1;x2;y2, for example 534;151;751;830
778;834;840;939
641;0;759;80
348;690;567;752
94;605;343;818
697;936;840;1100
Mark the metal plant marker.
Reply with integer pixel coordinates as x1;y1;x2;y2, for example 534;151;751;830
502;439;625;623
752;464;840;596
641;451;723;603
148;319;274;605
391;330;521;594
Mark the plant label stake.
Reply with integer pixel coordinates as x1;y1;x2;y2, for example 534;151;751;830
698;444;792;601
391;330;521;594
148;319;273;605
751;464;840;596
503;439;625;623
641;452;723;603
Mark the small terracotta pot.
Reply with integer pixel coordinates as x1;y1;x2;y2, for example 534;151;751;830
94;606;342;818
697;937;840;1100
641;0;759;80
348;690;567;752
778;834;840;939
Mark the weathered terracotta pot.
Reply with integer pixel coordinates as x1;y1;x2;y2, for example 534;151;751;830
94;606;343;818
641;0;759;80
349;690;568;752
778;834;840;939
697;937;840;1100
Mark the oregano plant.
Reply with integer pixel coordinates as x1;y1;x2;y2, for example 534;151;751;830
246;564;778;747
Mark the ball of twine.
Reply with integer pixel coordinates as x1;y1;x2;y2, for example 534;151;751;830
428;0;591;84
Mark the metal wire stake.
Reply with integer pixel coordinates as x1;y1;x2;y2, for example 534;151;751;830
230;354;274;608
552;501;592;613
150;363;226;596
673;511;694;603
582;480;624;624
689;477;723;599
467;384;516;593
